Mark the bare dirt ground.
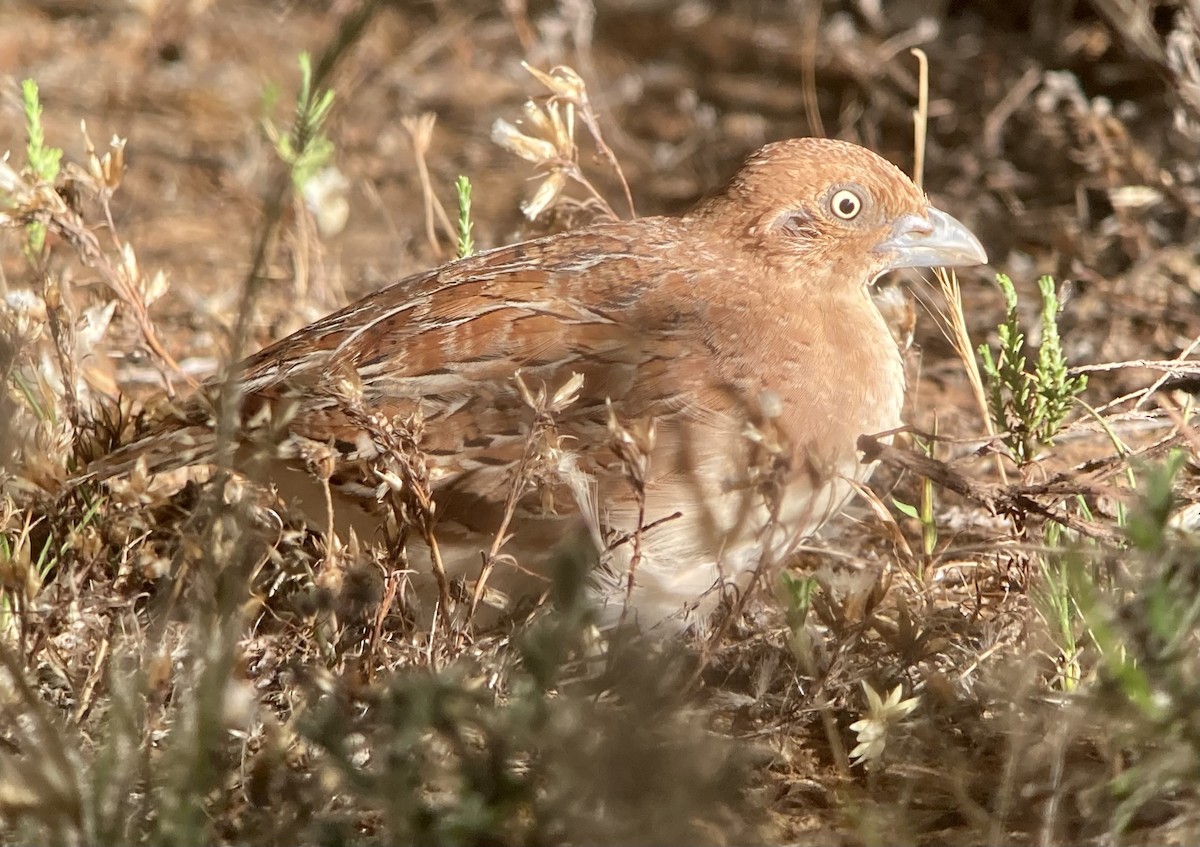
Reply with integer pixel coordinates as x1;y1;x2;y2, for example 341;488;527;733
2;1;1200;844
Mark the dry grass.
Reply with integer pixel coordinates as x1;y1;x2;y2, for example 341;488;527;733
1;1;1199;844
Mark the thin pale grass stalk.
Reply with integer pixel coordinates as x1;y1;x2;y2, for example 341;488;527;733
320;469;336;540
693;553;771;684
620;489;647;625
74;129;184;392
390;440;454;635
368;553;404;680
1043;697;1079;845
359;177;404;243
70;632;110;724
402;112;457;255
801;3;825;139
1154;392;1200;458
845;477;919;574
569;96;635;218
1073;357;1200;375
604;409;656;631
817;687;853;776
1075;398;1138;495
1051;411;1175;444
1;511;41;651
909;48;928;191
503;0;536;52
910;48;1007;484
1132;331;1200;411
982;67;1043;157
988;713;1021;845
1094;384;1163;416
286;192;317;305
933;267;1004;477
41;278;79;426
469;461;535;623
594;510;680;669
468;420;547;621
564;165;619;220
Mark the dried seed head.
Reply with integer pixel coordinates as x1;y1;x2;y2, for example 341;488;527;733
550;371;585;412
81;121;126;192
401;112;438;156
491;118;558;165
119;242;140;290
142;270;170;307
521;99;556;137
521;170;567;220
492;64;592;220
522;62;587;105
513;369;540;411
606;402;656;490
296;437;337;481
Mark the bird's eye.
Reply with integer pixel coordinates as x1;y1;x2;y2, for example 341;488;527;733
830;188;864;220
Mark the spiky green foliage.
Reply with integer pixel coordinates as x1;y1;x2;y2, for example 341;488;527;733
455;174;475;259
978;274;1088;464
18;79;62;261
266;53;336;192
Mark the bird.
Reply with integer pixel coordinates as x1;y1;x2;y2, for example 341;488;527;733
87;137;987;632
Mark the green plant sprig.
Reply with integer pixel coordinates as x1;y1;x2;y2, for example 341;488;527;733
978;274;1088;465
264;53;336;192
455;174;475;259
19;79;63;262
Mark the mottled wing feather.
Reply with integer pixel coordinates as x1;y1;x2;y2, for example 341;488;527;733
89;225;758;523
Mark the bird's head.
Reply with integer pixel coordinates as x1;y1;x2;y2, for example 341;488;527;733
692;137;987;288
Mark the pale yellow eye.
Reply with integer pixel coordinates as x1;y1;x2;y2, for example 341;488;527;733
830;188;863;220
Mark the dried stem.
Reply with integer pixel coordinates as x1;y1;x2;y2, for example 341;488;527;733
910;48;1006;484
402;112;457;255
26;184;191;394
605;403;656;629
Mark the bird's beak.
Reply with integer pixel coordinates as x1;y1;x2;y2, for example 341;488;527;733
874;207;988;271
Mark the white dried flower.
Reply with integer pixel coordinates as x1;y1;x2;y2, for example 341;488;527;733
492;64;592;220
521;170;567;220
491;118;558;164
848;681;920;765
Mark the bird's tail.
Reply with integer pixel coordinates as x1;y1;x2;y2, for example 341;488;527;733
80;422;221;482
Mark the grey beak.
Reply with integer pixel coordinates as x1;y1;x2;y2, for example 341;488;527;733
875;207;988;271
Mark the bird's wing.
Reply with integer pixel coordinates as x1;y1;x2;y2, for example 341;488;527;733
84;222;765;514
